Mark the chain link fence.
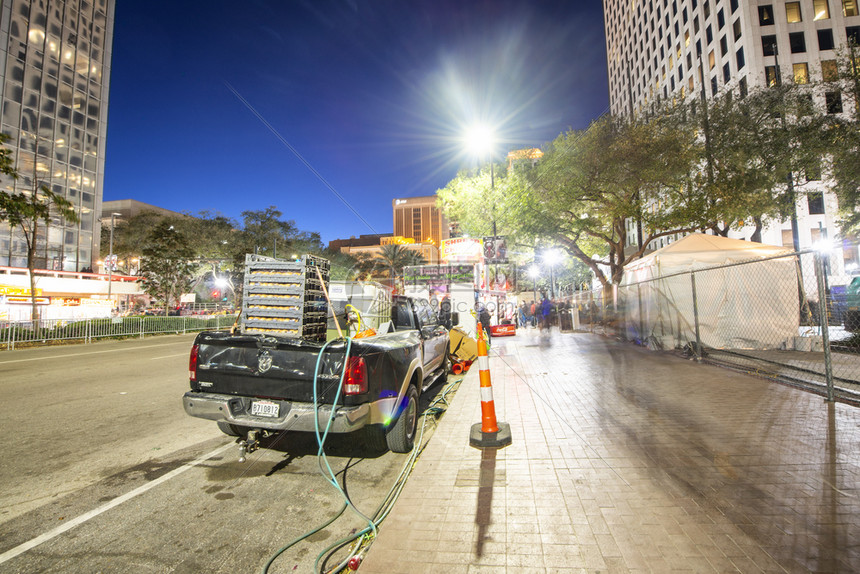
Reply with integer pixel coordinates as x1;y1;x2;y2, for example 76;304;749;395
0;314;239;351
571;248;860;403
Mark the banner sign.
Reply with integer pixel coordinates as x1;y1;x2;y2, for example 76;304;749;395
0;285;42;296
403;264;476;285
482;236;508;264
439;238;483;262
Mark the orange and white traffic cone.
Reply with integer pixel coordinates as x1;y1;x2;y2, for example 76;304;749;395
469;322;512;449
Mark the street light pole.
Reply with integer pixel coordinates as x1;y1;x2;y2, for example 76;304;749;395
107;212;120;306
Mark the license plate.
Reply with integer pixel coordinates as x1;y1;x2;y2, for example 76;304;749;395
251;400;279;417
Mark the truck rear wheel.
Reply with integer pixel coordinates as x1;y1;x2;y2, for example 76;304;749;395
385;385;419;453
217;422;249;438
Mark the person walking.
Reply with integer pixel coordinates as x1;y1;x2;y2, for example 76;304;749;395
540;296;552;331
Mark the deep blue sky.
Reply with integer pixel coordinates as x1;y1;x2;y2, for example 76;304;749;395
104;1;609;244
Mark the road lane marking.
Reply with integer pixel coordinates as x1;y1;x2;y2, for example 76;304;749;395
150;353;190;360
0;442;233;565
0;342;193;365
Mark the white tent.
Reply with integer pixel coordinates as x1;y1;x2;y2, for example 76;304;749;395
621;234;800;350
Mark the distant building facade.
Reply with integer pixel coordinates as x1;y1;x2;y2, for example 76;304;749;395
0;0;116;271
101;199;185;222
392;195;449;249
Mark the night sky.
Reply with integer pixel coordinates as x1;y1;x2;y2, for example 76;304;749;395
104;1;609;244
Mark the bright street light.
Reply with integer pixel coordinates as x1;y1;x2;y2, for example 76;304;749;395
464;124;495;158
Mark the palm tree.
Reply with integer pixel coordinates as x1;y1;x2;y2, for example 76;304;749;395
366;244;427;289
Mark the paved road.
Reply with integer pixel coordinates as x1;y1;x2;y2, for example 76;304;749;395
0;335;429;573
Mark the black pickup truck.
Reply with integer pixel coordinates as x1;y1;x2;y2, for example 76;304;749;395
182;295;449;455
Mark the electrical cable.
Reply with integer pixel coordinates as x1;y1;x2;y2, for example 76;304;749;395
314;375;464;573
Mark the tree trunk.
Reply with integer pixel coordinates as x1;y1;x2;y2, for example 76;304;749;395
28;232;40;336
750;216;764;243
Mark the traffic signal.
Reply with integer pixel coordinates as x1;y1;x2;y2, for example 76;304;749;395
212;289;220;299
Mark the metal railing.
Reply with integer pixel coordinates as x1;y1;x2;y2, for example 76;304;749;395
571;249;860;404
0;314;239;351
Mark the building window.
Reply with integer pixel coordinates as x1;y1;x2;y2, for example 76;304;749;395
793;62;809;83
826;91;843;113
762;35;778;56
789;32;806;53
731;0;739;12
694;15;700;33
818;29;835;50
844;0;859;17
814;0;831;19
848;26;860;46
707;24;713;44
739;76;748;97
807;192;825;214
720;36;728;55
759;5;775;25
733;19;742;40
723;62;731;82
709;49;716;69
736;46;745;69
718;8;725;28
711;76;718;96
822;59;839;81
766;65;781;86
786;2;803;22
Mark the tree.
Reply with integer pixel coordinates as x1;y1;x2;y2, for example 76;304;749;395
695;85;834;244
0;135;79;323
442;112;706;288
139;221;195;314
826;44;860;233
358;244;427;288
100;211;182;274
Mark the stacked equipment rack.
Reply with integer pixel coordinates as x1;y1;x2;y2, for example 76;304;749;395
240;254;330;342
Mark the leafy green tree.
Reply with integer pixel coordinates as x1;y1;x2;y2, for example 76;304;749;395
357;244;427;288
695;85;834;244
139;221;195;314
443;113;705;288
826;44;860;232
100;211;182;274
0;136;79;322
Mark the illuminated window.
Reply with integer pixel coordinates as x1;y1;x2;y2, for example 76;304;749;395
765;65;781;86
786;2;802;22
822;59;839;81
709;49;715;69
814;0;831;19
759;5;775;25
793;62;809;84
685;31;690;46
844;0;858;17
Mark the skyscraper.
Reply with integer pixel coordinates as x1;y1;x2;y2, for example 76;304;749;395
0;0;115;271
604;0;858;118
602;0;859;255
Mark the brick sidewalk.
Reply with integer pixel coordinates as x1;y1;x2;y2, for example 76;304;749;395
358;329;860;573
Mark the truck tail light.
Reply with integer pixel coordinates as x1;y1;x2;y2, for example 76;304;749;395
189;344;199;383
344;356;367;395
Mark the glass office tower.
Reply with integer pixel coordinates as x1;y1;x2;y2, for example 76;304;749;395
0;0;115;271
